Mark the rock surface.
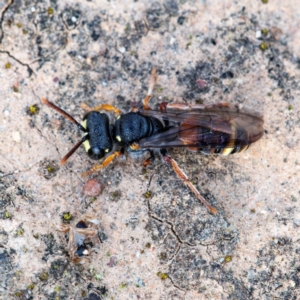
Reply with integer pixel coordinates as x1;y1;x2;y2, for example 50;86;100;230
0;0;300;299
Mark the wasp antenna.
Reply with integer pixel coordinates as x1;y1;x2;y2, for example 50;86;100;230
41;98;87;132
61;136;88;165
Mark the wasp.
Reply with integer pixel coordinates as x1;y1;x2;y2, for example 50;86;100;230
41;69;264;214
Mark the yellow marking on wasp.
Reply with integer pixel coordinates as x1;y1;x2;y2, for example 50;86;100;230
105;149;109;153
222;122;236;156
83;139;91;152
116;135;121;142
239;145;249;153
117;115;121;120
81;121;89;151
81;120;87;129
222;148;234;156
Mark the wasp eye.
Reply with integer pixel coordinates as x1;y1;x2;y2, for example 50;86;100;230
88;147;105;160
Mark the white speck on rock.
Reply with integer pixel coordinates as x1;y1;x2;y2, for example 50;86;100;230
118;47;126;53
256;30;262;39
12;131;21;142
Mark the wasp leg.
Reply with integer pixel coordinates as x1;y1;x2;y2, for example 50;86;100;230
82;151;122;177
80;103;122;115
142;150;155;167
160;149;218;215
142;67;157;110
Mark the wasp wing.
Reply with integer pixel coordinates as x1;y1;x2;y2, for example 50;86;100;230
140;105;263;135
139;105;264;149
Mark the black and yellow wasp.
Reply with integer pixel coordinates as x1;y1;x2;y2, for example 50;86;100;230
42;69;264;214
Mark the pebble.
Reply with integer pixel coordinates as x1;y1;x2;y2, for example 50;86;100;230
83;178;104;197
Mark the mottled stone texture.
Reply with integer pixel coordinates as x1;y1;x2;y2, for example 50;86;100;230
0;0;300;299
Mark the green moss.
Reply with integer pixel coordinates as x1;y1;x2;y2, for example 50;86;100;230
28;284;35;290
63;212;72;221
261;0;268;3
54;286;60;292
5;62;11;69
225;255;232;263
47;166;54;173
16;22;22;28
22;29;28;34
288;105;293;110
4;211;11;219
48;7;54;15
27;104;40;116
157;272;168;280
259;42;268;51
39;272;49;281
17;227;24;236
120;283;127;289
145;242;151;248
261;29;268;36
143;191;152;198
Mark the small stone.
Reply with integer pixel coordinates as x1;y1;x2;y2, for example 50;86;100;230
83;179;104;197
256;30;262;39
12;131;21;142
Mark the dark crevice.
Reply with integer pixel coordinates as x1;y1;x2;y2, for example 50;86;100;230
0;50;34;77
167;275;186;292
0;0;14;44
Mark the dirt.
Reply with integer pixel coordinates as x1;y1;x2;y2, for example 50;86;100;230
0;0;300;299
